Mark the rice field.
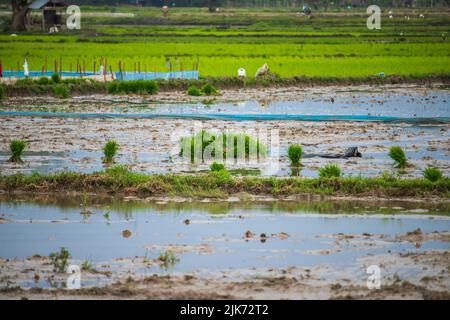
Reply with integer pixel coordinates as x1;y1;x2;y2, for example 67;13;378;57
0;7;449;79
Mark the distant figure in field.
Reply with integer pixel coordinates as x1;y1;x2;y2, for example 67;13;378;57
162;6;169;17
303;4;312;15
255;63;269;78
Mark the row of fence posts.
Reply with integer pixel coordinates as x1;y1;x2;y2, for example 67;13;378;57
0;58;200;80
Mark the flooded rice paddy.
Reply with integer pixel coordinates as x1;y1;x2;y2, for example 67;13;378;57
0;195;449;296
0;85;449;299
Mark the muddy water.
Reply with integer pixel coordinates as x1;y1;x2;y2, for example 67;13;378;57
0;88;449;177
0;196;449;284
1;88;449;120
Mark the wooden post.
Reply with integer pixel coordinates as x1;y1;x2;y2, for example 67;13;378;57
59;56;62;76
54;60;57;74
93;61;96;75
109;66;114;81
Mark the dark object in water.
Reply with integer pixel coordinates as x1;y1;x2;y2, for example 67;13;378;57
304;147;362;159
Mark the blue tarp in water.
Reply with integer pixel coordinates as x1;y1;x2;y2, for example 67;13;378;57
0;111;448;124
115;71;199;81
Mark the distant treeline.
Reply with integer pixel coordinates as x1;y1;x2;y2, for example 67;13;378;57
0;0;448;8
75;0;449;8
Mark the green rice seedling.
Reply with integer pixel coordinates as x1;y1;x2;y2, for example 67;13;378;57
288;144;303;166
201;83;218;96
81;260;92;271
187;85;201;96
179;131;266;163
389;146;407;168
49;247;71;273
9;140;26;163
51;73;61;83
210;161;225;172
158;250;179;270
103;140;119;163
318;164;341;178
53;84;70;99
423;167;443;182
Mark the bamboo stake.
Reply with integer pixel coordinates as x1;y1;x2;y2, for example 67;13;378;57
109;66;114;81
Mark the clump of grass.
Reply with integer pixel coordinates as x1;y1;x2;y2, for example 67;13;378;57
53;84;70;99
105;164;129;175
158;250;179;270
36;77;51;85
423;167;443;182
389;146;407;168
179;130;267;163
380;170;397;182
0;85;5;101
49;247;71;273
201;83;218;96
288;144;303;166
51;73;61;83
81;260;92;271
103;140;119;163
319;164;341;178
210;162;225;172
9;140;26;163
186;85;201;96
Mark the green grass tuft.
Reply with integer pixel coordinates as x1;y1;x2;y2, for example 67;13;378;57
210;162;225;172
51;73;61;84
49;247;71;273
179;130;267;163
186;85;201;96
201;83;218;96
288;144;303;166
107;80;158;95
319;164;341;178
424;167;443;182
389;146;407;168
9;140;26;163
53;84;70;99
103;140;119;163
0;85;5;101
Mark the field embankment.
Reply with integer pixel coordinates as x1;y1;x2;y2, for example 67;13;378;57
1;169;449;201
